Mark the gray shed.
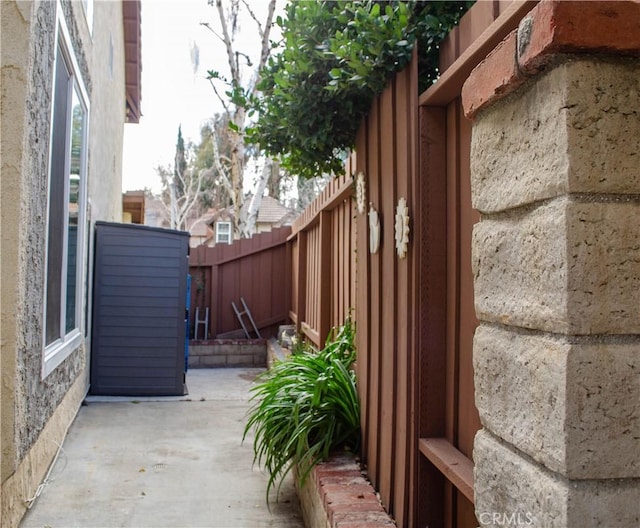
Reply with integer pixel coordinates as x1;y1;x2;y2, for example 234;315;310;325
90;222;189;396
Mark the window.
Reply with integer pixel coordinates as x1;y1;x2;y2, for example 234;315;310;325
43;27;89;377
216;222;232;244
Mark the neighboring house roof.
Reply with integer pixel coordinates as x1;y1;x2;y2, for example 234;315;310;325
123;1;142;123
190;214;215;237
187;197;297;245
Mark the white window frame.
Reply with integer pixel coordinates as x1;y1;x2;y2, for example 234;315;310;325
42;9;90;378
216;221;232;245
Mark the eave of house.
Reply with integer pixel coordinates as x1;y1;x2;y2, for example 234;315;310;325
123;0;142;123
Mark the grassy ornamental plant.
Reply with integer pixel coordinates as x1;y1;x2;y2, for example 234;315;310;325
243;318;360;501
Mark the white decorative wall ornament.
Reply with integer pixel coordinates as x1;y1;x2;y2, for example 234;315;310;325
368;203;380;254
355;172;367;214
395;197;410;259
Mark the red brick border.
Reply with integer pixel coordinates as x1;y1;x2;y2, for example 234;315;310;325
298;453;396;528
462;0;640;119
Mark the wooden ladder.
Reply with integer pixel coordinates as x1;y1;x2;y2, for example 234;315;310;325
231;297;262;339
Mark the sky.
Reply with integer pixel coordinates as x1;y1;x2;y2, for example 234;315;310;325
122;0;277;194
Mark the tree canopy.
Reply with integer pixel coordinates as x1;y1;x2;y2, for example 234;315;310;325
247;0;473;179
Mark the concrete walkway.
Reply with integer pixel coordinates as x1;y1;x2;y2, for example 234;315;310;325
20;369;304;528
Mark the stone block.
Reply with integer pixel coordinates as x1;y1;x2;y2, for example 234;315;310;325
473;199;569;333
474;430;640;528
198;355;227;367
227;355;255;367
188;345;206;357
474;325;640;479
471;59;640;214
474;197;640;334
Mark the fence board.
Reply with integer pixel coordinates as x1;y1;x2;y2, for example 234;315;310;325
355;126;371;464
365;95;382;486
378;79;397;511
393;53;415;527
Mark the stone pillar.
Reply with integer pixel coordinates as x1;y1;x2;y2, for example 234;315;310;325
462;2;640;527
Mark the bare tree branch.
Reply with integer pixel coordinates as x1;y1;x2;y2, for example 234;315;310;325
240;0;263;34
199;21;225;44
208;78;231;115
246;0;276;99
258;0;276;72
216;0;240;85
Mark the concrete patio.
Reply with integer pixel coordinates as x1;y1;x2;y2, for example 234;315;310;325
20;368;304;528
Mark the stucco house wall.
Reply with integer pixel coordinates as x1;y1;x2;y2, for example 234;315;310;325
0;1;134;526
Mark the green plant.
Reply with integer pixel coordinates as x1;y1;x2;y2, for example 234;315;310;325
247;1;473;179
243;318;359;502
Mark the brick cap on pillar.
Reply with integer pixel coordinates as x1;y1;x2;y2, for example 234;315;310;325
462;0;640;119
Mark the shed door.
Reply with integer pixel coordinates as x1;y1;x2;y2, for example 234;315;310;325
91;223;188;396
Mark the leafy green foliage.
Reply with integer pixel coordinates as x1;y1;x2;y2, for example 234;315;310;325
243;318;359;502
248;1;473;179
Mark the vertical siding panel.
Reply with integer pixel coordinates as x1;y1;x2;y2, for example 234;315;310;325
445;101;460;446
319;212;332;345
406;53;420;527
392;60;414;527
350;199;357;318
307;229;314;334
210;264;219;338
334;207;340;328
444;99;461;528
367;99;382;486
291;239;298;322
456;100;481;460
340;202;347;324
355;124;370;464
338;204;344;326
297;233;307;334
378;81;397;512
315;225;320;334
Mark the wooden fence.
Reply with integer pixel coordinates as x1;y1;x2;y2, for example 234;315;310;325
188;226;291;339
414;3;537;527
184;3;538;525
287;2;539;527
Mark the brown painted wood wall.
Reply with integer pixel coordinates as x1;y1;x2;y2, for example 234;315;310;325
188;226;291;339
231;3;539;526
415;4;538;526
352;51;418;528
